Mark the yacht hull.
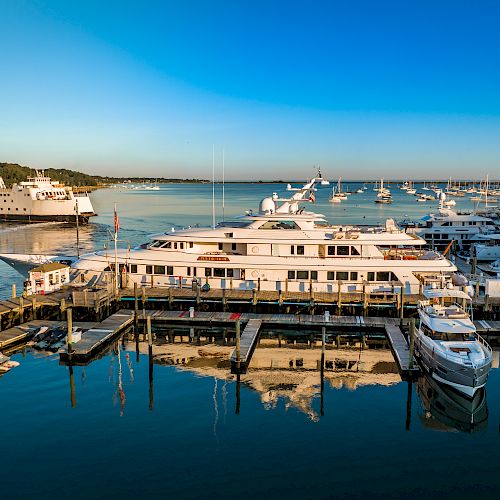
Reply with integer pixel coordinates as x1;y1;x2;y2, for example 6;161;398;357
0;213;95;223
415;333;491;398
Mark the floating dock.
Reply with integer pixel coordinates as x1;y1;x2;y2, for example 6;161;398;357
60;310;134;363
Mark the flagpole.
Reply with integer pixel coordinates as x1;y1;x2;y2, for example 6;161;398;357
222;148;225;222
212;144;215;229
114;203;118;295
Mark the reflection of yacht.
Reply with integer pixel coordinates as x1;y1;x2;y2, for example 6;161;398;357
417;373;488;433
416;288;492;398
69;170;459;294
0;170;96;223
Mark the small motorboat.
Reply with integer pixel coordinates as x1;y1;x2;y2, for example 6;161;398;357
0;354;20;374
415;287;492;398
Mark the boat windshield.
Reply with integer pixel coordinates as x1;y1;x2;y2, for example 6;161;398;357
421;323;475;341
216;221;254;228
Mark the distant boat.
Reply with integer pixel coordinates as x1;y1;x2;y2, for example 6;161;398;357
145;179;160;191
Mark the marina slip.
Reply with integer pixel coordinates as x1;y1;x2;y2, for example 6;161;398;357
1;175;500;499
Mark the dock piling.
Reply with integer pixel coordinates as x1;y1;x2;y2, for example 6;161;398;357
408;318;415;370
235;319;241;371
67;308;73;355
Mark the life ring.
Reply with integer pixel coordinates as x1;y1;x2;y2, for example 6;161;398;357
252;246;259;253
201;303;209;311
251;270;259;278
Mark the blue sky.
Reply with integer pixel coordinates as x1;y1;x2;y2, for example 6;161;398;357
1;0;499;180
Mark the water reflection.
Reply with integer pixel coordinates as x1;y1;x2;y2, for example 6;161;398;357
416;373;488;433
128;340;401;421
0;221;102;256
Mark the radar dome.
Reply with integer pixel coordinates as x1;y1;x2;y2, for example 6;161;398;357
259;197;276;214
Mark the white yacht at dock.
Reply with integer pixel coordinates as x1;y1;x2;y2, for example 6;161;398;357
68;171;460;295
0;170;96;223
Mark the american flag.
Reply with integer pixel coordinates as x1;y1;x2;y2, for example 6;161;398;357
114;203;120;236
309;191;316;203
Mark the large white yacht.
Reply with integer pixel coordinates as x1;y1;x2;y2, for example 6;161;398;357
0;170;96;223
71;172;460;294
406;206;497;253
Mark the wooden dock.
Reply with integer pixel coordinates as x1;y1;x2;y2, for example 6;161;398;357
0;320;97;352
385;322;420;379
231;319;262;373
60;310;134;363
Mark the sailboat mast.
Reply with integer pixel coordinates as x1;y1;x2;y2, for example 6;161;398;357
212;145;215;229
222;148;225;222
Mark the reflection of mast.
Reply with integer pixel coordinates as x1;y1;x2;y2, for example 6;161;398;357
68;365;76;408
213;377;219;447
117;345;125;416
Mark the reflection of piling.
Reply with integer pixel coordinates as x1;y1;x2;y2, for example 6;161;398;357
147;315;154;411
235;373;241;415
320;326;325;417
69;365;76;408
405;380;412;431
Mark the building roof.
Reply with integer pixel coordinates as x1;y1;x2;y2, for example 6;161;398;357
30;262;69;273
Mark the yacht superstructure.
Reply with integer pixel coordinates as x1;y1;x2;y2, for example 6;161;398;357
71;172;459;294
0;170;96;223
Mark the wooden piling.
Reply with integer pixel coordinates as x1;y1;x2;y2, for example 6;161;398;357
362;281;368;316
400;286;405;324
67;308;73;355
134;282;139;332
337;281;342;315
409;318;415;370
235;319;241;371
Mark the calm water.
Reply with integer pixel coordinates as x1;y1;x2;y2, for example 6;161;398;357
1;182;499;499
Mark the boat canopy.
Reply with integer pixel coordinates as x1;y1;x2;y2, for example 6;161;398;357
423;289;471;301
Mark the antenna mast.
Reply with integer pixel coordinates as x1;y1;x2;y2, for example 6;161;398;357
222;148;225;222
212;145;215;229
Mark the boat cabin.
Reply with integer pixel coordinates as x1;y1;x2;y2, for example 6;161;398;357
25;262;70;295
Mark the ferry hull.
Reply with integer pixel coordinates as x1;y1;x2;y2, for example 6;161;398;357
0;213;95;224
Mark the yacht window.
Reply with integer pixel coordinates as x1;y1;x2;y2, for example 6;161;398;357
337;271;349;281
296;245;304;255
193;267;197;277
218;243;223;250
146;265;153;275
288;270;295;279
159;242;171;248
367;272;375;281
174;242;177;249
327;246;335;256
150;240;162;248
154;265;165;275
314;220;330;228
130;264;138;274
350;272;358;280
187;267;191;276
297;270;308;280
214;268;225;277
350;246;360;256
311;271;318;280
327;271;335;280
434;234;441;239
167;266;174;275
291;246;295;255
205;268;212;277
231;243;237;251
189;242;194;248
337;246;349;256
180;242;184;249
376;271;391;281
217;221;253;228
259;220;298;230
227;268;234;278
442;234;449;240
225;232;234;238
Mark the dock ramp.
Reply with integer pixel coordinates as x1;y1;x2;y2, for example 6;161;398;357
231;319;262;373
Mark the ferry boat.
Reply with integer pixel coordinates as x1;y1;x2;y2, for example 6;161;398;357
0;170;96;223
415;288;492;398
70;171;461;295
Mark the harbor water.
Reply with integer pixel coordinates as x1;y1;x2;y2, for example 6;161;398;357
1;182;500;498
